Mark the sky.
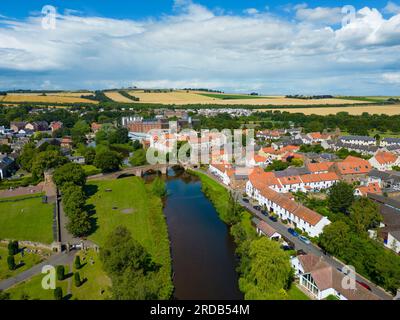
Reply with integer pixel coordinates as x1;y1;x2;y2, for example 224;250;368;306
0;0;400;95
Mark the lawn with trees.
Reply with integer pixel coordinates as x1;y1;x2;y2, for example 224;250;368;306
85;177;173;299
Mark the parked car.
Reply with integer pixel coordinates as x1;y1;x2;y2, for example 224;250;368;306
288;228;299;237
299;235;311;245
269;216;278;222
296;249;307;256
282;245;295;251
242;198;249;203
261;210;268;216
253;205;261;211
356;280;372;291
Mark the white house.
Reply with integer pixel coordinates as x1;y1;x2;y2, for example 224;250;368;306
380;137;400;148
246;172;331;237
209;163;233;186
369;151;400;171
253;218;282;241
291;254;379;300
340;135;376;146
385;231;400;254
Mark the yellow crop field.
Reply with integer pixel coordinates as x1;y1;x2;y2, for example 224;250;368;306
259;105;400;115
104;91;134;103
127;90;368;106
3;93;97;104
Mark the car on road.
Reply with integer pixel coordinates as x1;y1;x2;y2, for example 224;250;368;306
269;215;278;222
299;235;311;245
287;228;299;237
242;198;249;203
253;205;261;211
261;210;268;216
282;244;295;251
356;280;372;291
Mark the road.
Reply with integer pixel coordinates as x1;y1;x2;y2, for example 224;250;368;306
196;169;394;300
0;250;76;291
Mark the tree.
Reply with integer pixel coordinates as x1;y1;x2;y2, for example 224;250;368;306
265;160;290;172
94;150;123;173
74;272;82;287
7;255;16;271
0;291;10;300
129;149;147;167
54;287;63;300
226;192;241;226
328;181;355;214
53;163;86;187
62;184;86;215
151;177;166;197
8;240;18;256
349;198;382;234
71;120;90;145
66;210;91;237
240;237;293;299
109;127;129;144
318;221;351;257
17;143;37;172
83;147;96;165
74;256;82;270
56;265;65;281
0;144;11;154
132;140;143;151
31;150;68;179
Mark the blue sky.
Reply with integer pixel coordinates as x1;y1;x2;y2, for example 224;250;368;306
0;0;400;94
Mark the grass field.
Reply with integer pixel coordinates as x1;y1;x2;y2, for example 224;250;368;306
259;104;400;115
104;91;134;103
287;285;310;300
198;93;266;100
71;249;112;300
85;177;173;299
0;245;44;281
6;269;69;300
2;93;97;104
0;194;53;244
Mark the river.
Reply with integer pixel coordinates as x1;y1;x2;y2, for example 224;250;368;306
162;169;243;300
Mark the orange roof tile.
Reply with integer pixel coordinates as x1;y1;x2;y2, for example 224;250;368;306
374;151;399;165
307;162;334;173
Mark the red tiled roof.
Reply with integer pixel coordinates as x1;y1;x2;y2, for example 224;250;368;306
374;151;399;165
307;162;334;173
356;182;382;196
335;156;372;175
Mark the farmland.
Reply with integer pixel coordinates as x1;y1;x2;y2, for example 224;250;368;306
104;91;135;103
1;92;97;104
123;90;370;106
259;104;400;116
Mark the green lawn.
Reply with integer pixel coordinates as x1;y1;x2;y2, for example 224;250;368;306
0;194;53;244
0;246;44;281
6;270;69;300
85;177;173;299
287;285;311;300
71;249;112;300
81;164;101;177
198;93;267;100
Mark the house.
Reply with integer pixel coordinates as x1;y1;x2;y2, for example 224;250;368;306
291;254;380;300
339;135;376;146
306;162;334;174
25;121;49;132
381;138;400;148
307;132;330;143
246;169;331;237
369;151;400;171
330;156;372;183
252;218;281;241
50;121;63;132
61;136;73;149
91;122;103;133
0;155;16;180
209;163;234;186
10;121;27;133
368;169;400;191
247;154;269;167
355;182;382;197
67;155;85;164
385;231;400;254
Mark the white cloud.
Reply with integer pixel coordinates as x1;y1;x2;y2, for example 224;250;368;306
383;1;400;14
0;1;399;94
382;72;400;84
244;8;259;15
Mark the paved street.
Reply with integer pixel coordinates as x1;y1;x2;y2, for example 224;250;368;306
197;169;394;300
0;251;76;291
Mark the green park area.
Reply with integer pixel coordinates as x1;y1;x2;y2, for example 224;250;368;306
0;194;53;244
85;176;173;298
0;245;44;281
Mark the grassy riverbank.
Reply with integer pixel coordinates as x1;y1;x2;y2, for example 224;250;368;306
85;177;173;299
188;169;309;301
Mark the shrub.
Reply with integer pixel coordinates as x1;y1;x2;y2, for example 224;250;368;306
54;287;63;300
74;272;82;287
7;255;16;271
56;265;65;281
8;240;19;256
74;256;81;270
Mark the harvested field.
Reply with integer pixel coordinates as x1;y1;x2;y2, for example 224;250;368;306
127;90;369;106
3;93;97;104
259;104;400;115
104;91;134;103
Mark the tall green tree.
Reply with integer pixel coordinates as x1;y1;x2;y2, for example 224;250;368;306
53;163;86;187
349;198;382;234
328;181;355;214
94;150;123;173
318;221;351;256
